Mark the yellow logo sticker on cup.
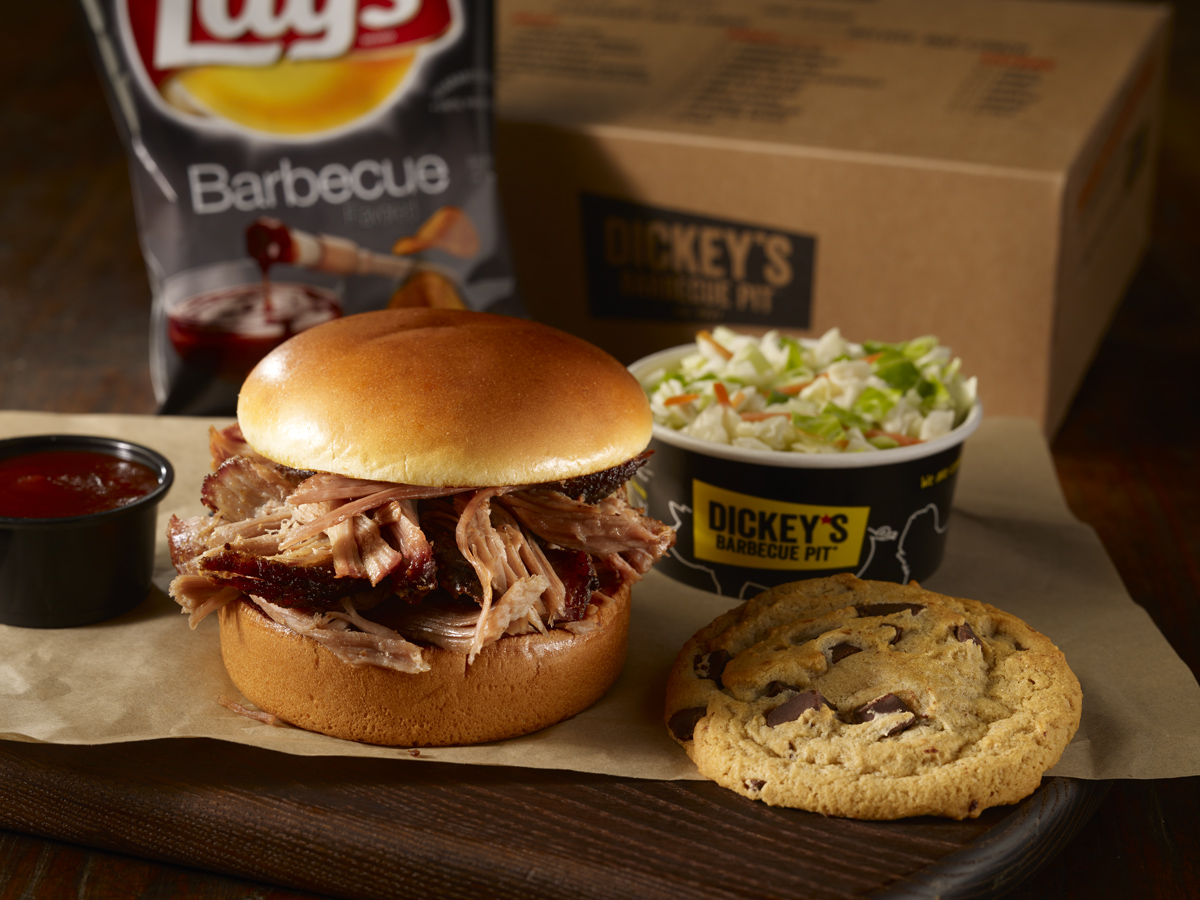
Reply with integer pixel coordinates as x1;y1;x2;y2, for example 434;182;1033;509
692;480;869;571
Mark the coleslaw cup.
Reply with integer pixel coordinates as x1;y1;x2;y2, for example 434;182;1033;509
630;345;983;599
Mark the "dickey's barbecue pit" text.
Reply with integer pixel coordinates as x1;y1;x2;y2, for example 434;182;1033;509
580;193;814;327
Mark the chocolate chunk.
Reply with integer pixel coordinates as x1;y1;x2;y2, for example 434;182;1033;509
765;690;832;727
766;680;799;697
854;602;925;617
744;778;766;792
882;716;918;737
888;626;903;645
693;649;731;684
955;622;983;646
850;694;917;737
829;642;861;663
850;693;911;724
667;707;708;742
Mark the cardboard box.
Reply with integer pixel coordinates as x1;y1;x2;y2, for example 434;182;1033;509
494;0;1169;433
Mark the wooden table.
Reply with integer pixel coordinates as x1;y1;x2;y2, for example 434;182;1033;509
2;2;1197;897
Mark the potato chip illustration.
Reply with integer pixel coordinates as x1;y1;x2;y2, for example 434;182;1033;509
162;51;418;136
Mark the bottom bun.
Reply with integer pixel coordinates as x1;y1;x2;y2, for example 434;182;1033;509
217;584;632;746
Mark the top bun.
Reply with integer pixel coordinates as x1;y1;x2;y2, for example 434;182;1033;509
237;308;653;487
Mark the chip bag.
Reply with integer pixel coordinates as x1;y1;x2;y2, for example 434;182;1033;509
80;0;518;413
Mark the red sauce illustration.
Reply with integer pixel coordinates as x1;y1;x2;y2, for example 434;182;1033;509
167;281;341;381
246;217;295;273
0;450;160;519
167;218;341;381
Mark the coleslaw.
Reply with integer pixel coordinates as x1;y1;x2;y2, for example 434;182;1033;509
640;327;978;454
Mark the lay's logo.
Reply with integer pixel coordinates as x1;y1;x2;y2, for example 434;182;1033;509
693;480;868;571
120;0;459;136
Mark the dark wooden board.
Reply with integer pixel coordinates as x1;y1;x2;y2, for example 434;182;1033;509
0;738;1107;900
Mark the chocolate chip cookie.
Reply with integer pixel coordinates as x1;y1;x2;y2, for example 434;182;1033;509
664;574;1081;819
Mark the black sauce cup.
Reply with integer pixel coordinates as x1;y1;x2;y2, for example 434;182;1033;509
0;435;174;628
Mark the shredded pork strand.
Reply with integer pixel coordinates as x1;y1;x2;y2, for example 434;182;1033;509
279;482;472;550
472;574;550;654
352;515;406;585
202;457;298;520
218;695;285;727
490;502;567;623
289;474;477;504
209;424;270;468
326;503;368;580
501;490;675;562
170;574;242;628
251;596;430;673
560;593;607;635
376;499;430;564
384;602;481;654
453;487;507;661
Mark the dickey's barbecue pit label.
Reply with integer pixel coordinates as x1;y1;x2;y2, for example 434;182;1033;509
580;194;815;327
693;480;868;571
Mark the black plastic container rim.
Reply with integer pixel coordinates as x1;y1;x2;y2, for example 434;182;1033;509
0;434;175;528
630;344;984;470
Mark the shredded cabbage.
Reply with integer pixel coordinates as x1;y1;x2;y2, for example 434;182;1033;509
641;327;977;454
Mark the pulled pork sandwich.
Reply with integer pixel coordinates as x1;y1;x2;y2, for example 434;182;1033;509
168;308;675;746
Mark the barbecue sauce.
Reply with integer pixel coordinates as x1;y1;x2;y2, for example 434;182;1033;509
246;217;295;274
0;450;160;518
165;217;340;381
166;282;340;380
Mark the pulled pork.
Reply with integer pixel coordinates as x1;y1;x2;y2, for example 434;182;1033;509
169;425;674;671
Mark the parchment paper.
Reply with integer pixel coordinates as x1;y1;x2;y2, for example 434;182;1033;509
2;411;1198;781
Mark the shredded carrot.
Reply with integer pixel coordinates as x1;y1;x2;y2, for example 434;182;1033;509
740;411;790;422
729;390;746;407
697;329;733;360
713;382;732;406
663;393;699;406
863;351;884;364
